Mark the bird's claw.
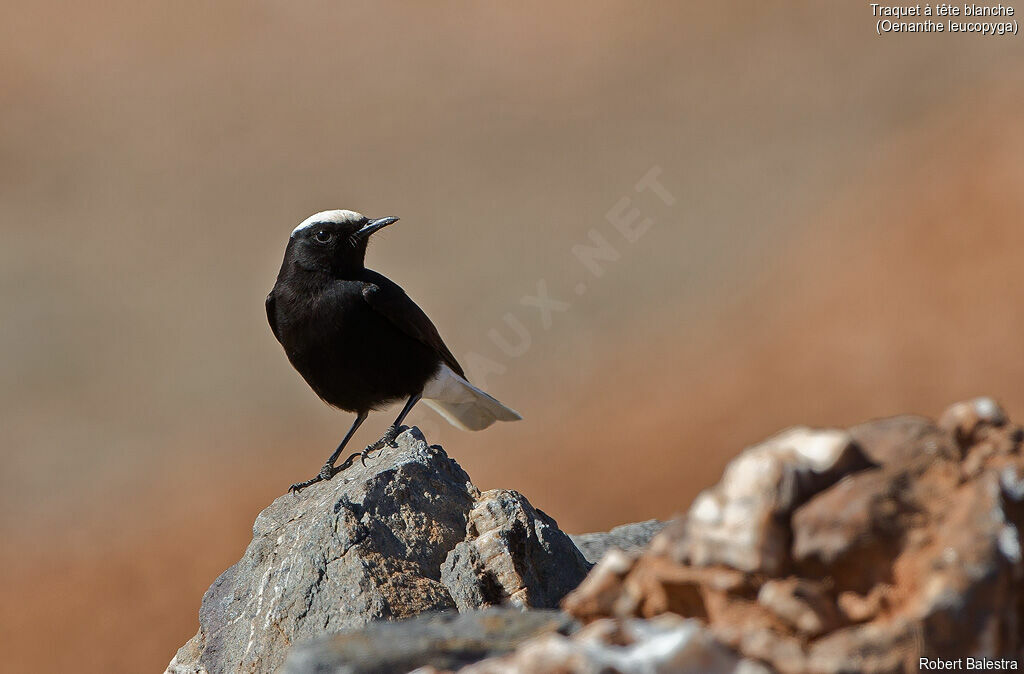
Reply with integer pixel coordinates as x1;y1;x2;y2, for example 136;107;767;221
291;426;403;492
336;451;361;472
359;425;401;466
288;475;323;495
382;424;401;448
359;439;384;466
288;457;352;495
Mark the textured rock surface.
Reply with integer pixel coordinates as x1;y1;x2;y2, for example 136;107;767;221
461;614;769;674
167;427;587;674
561;399;1024;673
570;519;666;564
441;489;591;611
170;400;1024;674
682;427;874;575
281;608;575;674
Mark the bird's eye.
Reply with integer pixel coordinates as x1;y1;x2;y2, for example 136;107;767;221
313;230;333;244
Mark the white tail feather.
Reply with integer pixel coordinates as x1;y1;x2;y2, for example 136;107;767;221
421;364;522;431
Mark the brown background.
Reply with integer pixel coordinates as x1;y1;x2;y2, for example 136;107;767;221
3;2;1024;672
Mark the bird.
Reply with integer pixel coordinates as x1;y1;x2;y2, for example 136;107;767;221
266;209;522;493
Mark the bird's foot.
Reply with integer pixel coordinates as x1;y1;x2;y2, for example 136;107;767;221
288;454;361;494
382;424;401;448
291;426;404;491
288;474;324;494
359;425;401;466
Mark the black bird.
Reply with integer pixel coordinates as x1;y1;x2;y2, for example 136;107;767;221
267;209;522;492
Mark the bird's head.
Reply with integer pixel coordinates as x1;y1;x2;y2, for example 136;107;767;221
286;209;399;274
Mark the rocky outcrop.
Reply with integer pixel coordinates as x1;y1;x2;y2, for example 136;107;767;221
559;398;1024;673
281;607;767;674
570;519;667;564
461;614;768;674
441;490;591;611
166;428;589;674
281;608;575;674
681;427;874;576
170;398;1024;674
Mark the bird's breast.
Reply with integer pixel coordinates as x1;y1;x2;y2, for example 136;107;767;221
271;282;440;412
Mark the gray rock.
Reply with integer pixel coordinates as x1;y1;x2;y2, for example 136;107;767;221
461;614;770;674
570;519;667;564
167;427;589;674
441;489;592;610
281;608;575;674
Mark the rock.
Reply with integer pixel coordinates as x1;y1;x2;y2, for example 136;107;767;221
898;468;1022;659
172;400;1024;674
756;578;840;637
562;549;748;623
790;469;905;593
835;585;893;623
847;415;959;467
558;549;640;621
560;401;1024;673
570;519;667;564
441;489;591;611
682;427;873;575
167;427;590;674
938;396;1008;448
280;608;575;674
735;627;806;674
460;614;769;674
791;416;972;594
804;618;921;674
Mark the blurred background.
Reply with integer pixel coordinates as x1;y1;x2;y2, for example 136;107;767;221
3;2;1024;671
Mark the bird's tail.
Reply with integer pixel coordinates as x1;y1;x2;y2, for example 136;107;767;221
421;364;522;431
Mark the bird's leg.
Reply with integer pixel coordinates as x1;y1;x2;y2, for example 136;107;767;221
360;394;421;465
289;411;368;494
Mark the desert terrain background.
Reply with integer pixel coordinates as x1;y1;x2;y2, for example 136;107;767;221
3;2;1024;672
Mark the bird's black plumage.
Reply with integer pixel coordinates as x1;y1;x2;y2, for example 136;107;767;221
267;210;519;492
269;269;450;412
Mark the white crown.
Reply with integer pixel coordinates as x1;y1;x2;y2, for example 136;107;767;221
291;209;365;237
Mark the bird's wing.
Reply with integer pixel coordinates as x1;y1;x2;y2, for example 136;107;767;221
361;276;465;378
265;292;281;342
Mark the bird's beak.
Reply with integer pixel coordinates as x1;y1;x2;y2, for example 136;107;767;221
355;216;400;239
